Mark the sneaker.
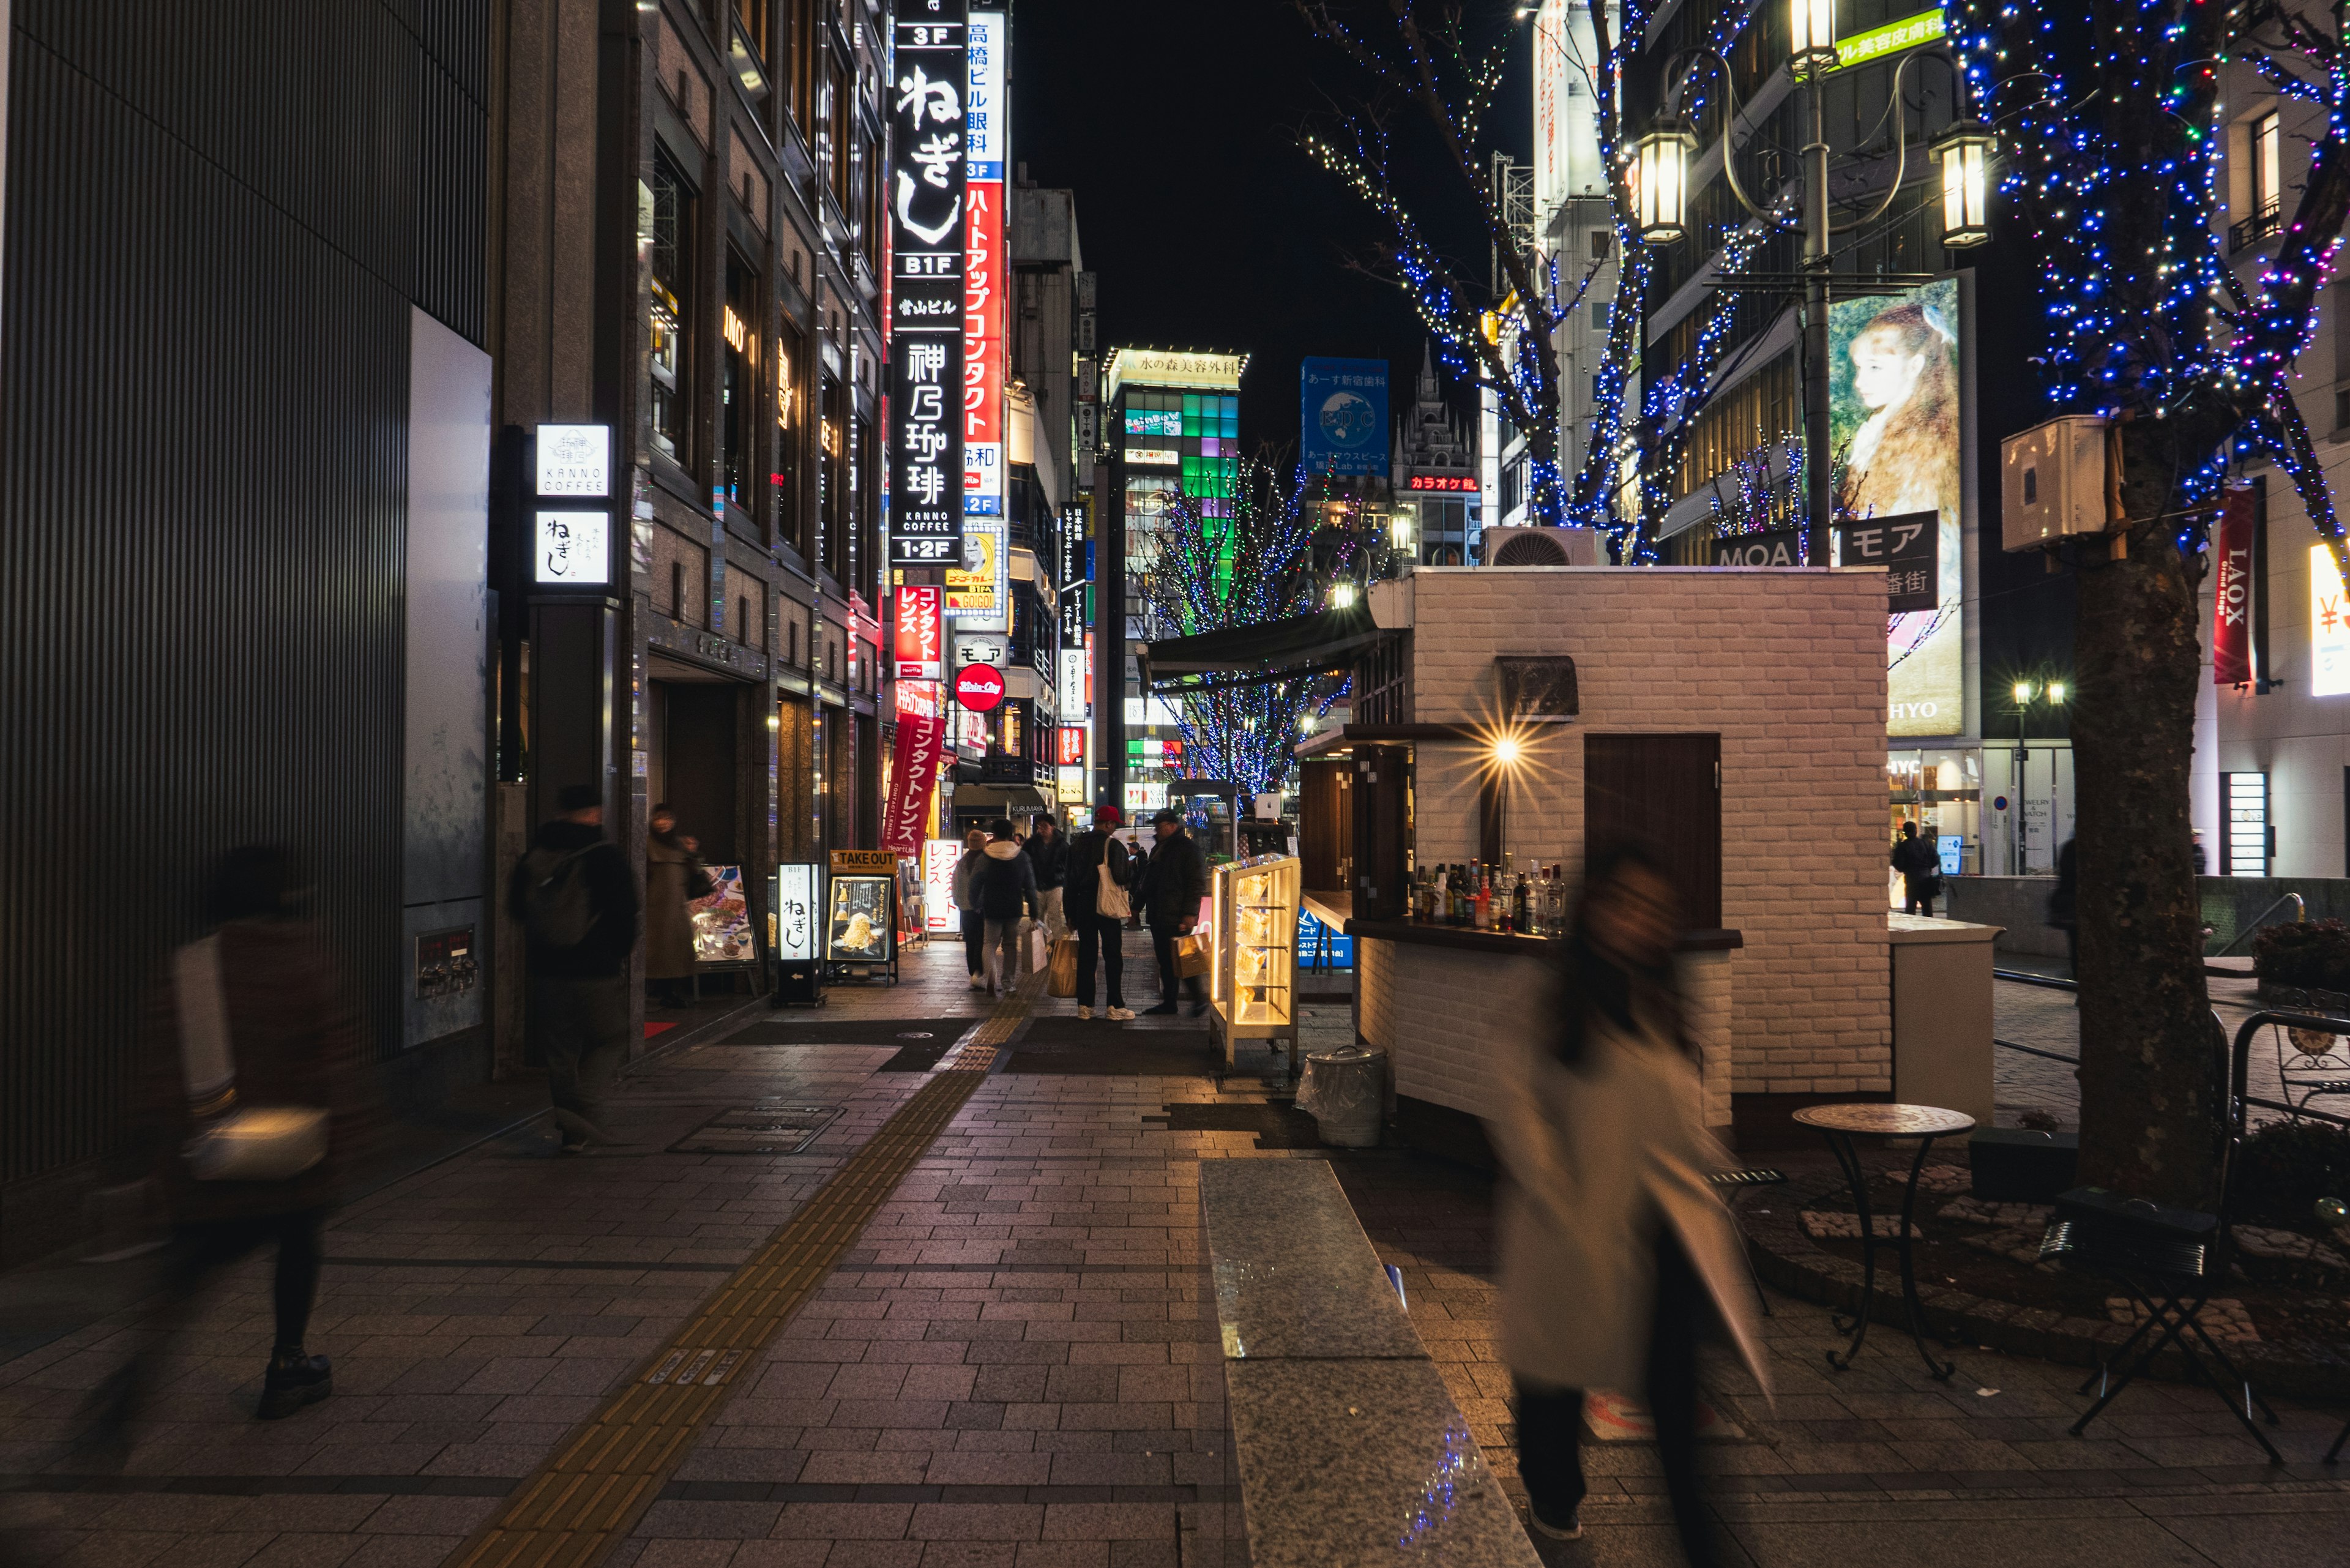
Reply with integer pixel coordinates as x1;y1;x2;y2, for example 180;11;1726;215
1076;1005;1093;1020
256;1351;333;1420
1525;1506;1581;1542
968;974;988;990
1142;1002;1177;1016
1106;1007;1135;1021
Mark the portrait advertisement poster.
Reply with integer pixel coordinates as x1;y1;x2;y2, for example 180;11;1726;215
1299;357;1390;479
1828;275;1968;737
691;865;756;965
827;875;895;963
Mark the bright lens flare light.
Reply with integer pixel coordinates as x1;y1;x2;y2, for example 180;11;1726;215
2012;681;2034;703
1492;736;1524;768
2046;681;2067;703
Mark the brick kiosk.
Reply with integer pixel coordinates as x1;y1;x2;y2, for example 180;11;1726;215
1297;566;1891;1156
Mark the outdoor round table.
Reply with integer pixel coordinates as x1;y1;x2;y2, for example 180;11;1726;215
1791;1102;1975;1381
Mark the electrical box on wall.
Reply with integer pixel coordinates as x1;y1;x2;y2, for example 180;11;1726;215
2002;415;2111;551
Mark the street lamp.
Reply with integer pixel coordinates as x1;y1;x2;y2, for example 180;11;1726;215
1934;120;1996;249
2009;681;2067;872
1634;10;1991;564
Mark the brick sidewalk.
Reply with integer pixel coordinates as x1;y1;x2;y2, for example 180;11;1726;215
4;935;2344;1568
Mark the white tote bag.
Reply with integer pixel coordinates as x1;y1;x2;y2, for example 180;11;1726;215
1096;843;1132;921
176;936;330;1183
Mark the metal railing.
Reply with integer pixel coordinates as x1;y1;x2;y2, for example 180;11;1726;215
2229;196;2285;253
2214;891;2305;955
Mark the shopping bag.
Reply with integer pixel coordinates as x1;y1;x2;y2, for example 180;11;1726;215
1175;933;1210;979
1028;923;1050;974
1046;935;1080;998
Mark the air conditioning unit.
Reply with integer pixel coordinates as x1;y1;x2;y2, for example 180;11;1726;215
2002;415;2111;551
1478;526;1604;567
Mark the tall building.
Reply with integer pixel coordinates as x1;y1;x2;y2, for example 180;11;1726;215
1;1;491;1260
1531;0;1626;494
1390;349;1484;566
1097;348;1248;810
490;0;890;1056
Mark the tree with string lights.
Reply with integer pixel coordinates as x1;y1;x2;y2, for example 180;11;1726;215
1950;0;2350;1203
1292;0;1759;559
1134;457;1394;797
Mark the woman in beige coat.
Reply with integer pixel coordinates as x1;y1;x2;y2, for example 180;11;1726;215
1490;845;1769;1561
644;804;706;1005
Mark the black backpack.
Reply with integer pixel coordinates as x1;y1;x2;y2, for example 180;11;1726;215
518;845;599;947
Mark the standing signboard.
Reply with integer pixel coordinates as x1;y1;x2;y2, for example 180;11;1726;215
887;5;968;571
769;861;824;1006
826;849;900;982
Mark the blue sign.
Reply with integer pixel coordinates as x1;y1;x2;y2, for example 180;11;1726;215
1297;909;1353;969
1936;835;1963;878
1300;357;1389;479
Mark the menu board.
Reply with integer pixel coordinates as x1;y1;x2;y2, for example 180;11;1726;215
826;874;895;963
692;865;755;964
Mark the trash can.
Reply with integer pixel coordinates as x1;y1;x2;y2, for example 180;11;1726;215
1296;1045;1386;1148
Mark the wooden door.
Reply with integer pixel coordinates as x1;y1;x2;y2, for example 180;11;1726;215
1584;733;1722;930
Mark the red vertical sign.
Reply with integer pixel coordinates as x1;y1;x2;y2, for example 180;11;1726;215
2214;487;2254;685
882;708;947;856
893;585;943;680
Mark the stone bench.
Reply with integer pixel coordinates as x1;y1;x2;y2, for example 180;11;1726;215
1197;1159;1540;1568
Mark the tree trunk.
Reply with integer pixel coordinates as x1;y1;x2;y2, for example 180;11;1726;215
2070;467;2220;1208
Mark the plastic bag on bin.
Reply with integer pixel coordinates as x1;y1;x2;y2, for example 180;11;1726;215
1297;1045;1386;1147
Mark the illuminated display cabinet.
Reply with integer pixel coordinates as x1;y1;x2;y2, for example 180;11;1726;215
1207;854;1302;1071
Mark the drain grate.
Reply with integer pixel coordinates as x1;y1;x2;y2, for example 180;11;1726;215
669;1101;840;1154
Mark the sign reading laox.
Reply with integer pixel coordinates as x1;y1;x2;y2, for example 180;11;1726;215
886;6;968;570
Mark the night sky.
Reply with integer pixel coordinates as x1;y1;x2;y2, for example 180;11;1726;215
1009;0;1532;457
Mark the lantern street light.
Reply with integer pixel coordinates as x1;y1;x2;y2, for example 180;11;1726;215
1633;0;1992;565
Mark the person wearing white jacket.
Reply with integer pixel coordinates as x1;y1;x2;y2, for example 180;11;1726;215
1488;845;1770;1561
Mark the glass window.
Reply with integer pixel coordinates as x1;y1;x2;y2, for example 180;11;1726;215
721;249;755;510
647;155;692;468
2252;110;2282;214
774;323;802;551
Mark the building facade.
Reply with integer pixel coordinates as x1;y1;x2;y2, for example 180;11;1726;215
1390;348;1485;566
490;0;890;1058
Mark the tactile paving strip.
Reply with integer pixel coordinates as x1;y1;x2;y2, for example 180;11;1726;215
442;980;1038;1568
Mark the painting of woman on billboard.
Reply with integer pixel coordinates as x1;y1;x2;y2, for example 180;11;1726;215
1832;278;1968;737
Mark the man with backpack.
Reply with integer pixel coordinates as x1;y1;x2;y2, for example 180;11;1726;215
510;783;640;1153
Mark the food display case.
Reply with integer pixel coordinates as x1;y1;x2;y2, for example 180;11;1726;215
1208;854;1301;1072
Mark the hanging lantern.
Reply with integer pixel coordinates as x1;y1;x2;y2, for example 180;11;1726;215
1632;125;1697;245
1933;119;1995;248
1789;0;1838;72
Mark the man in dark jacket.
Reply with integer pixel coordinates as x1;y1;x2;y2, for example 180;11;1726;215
510;783;641;1152
1023;813;1070;949
1064;805;1135;1020
974;819;1042;997
1890;820;1940;917
1137;809;1209;1015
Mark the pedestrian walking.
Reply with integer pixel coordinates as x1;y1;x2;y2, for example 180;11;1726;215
974;819;1042;997
96;845;370;1437
510;783;641;1154
1489;845;1769;1562
1136;808;1207;1017
1890;819;1941;916
2050;835;2080;996
1024;812;1070;950
953;826;990;991
644;804;711;1007
1066;804;1135;1021
2191;827;2208;876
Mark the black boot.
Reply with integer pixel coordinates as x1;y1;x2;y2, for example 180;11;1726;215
257;1347;332;1419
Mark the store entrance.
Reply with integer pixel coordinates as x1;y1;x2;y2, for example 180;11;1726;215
645;657;743;865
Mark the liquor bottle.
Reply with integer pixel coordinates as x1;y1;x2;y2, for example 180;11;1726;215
1474;868;1492;930
1512;872;1531;933
1450;867;1467;925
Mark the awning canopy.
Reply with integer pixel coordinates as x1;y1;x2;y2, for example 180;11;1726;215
1140;603;1390;695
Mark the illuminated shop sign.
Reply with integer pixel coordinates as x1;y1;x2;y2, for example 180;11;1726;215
963;12;1006;518
887;5;968;569
534;511;608;584
536;424;610;497
1406;474;1478;492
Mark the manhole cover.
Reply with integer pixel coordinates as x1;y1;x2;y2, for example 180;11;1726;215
670;1103;840;1155
897;1031;934;1039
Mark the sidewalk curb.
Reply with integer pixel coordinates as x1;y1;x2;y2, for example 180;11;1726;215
1742;1168;2350;1400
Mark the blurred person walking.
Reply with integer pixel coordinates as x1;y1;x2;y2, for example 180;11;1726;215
1136;809;1207;1017
644;803;711;1007
99;845;367;1434
953;826;990;991
512;783;640;1153
1891;819;1941;917
1024;812;1070;952
973;819;1042;998
1490;845;1769;1561
1065;805;1135;1021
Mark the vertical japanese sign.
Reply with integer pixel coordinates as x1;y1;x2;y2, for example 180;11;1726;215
887;4;968;570
2212;487;2253;686
964;12;1007;520
892;584;944;681
882;709;949;855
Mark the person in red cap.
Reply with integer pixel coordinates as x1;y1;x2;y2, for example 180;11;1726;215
1062;804;1135;1020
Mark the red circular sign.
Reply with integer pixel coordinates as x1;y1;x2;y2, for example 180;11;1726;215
953;663;1006;712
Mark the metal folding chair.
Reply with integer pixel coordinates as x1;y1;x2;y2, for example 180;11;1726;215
1708;1167;1787;1318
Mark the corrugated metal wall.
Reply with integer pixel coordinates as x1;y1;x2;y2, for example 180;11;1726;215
0;1;487;1204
